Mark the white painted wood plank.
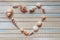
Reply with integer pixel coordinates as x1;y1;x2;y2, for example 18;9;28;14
0;22;60;29
0;0;60;2
0;22;17;29
33;38;60;40
0;17;60;22
0;34;60;38
0;14;60;17
0;37;32;40
0;28;60;33
0;37;33;40
0;38;60;40
0;2;60;6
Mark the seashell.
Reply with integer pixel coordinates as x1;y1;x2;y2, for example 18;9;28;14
13;3;19;8
36;3;42;9
37;21;42;27
23;30;29;36
29;32;34;36
20;5;27;13
33;26;39;32
6;9;13;19
42;8;46;14
29;7;36;13
20;28;24;33
42;15;46;22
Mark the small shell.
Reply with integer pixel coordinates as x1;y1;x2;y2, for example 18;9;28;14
36;3;42;9
13;5;19;9
6;9;13;19
20;5;27;13
42;8;46;14
20;28;24;33
6;9;13;13
20;9;27;13
13;3;19;8
37;21;42;27
42;15;46;22
11;18;16;23
23;30;29;36
29;32;34;36
33;26;39;32
29;8;36;13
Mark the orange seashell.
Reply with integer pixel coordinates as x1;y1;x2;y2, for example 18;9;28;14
23;30;29;36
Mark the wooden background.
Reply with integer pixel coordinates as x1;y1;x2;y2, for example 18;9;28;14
0;0;60;40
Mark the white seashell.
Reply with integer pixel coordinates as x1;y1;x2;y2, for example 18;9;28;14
36;3;42;9
33;26;39;32
37;21;42;27
29;31;34;36
20;28;24;32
